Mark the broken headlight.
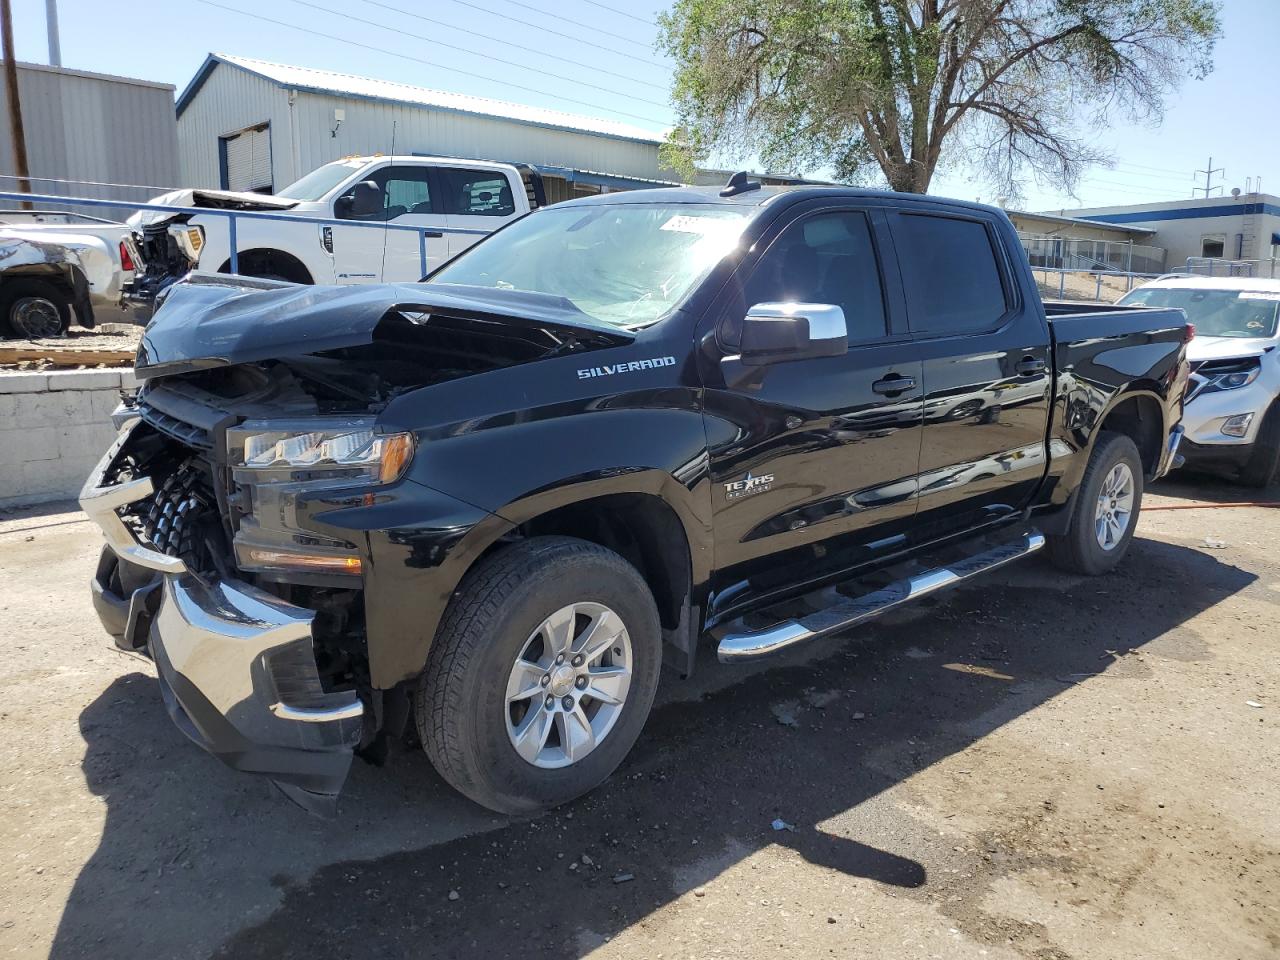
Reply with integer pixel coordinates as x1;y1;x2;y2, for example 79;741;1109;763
227;419;414;486
225;419;415;579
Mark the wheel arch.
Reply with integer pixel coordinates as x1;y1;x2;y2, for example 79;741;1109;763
1095;390;1165;480
217;248;314;284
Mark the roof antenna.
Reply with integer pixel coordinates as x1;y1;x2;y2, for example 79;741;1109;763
379;120;397;282
720;171;761;198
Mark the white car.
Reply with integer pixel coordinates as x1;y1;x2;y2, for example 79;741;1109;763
1117;275;1280;486
126;155;541;320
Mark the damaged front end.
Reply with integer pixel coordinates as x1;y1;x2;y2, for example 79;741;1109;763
82;277;629;813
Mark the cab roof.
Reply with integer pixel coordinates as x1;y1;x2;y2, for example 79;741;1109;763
564;183;1008;219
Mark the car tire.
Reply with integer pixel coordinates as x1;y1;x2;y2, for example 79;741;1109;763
416;536;662;814
1047;431;1144;575
1238;404;1280;488
0;279;72;339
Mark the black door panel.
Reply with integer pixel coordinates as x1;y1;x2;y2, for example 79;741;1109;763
887;208;1053;538
699;206;925;620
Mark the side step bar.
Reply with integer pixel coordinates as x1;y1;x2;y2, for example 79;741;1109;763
716;532;1045;662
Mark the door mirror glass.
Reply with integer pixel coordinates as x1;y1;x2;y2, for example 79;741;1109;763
739;302;848;366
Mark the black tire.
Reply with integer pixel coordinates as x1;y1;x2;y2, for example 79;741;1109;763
416;536;662;814
1047;431;1144;575
0;279;72;338
1238;403;1280;488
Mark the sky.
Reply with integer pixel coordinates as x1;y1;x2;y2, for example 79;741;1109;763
7;0;1278;212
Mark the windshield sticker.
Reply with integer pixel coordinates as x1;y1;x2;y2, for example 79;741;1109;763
1238;291;1280;301
577;356;676;379
660;215;728;235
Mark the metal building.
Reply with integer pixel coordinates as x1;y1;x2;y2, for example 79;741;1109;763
176;54;680;201
0;61;179;212
1061;193;1280;274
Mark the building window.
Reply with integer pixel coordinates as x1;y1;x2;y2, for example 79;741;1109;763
1201;235;1226;258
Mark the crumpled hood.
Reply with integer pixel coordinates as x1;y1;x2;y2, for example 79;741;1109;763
1187;334;1277;363
128;188;299;228
135;275;633;379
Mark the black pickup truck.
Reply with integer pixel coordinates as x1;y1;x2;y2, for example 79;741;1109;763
81;179;1190;815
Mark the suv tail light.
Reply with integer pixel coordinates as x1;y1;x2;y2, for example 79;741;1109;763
118;240;135;272
1183;323;1196;343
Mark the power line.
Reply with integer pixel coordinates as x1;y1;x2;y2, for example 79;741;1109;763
194;0;671;128
446;0;661;58
575;0;656;27
356;0;667;91
283;0;671;108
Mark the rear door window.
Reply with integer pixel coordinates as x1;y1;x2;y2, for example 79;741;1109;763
436;168;517;217
893;213;1010;336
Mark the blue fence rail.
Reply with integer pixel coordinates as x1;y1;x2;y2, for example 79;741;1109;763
0;190;490;278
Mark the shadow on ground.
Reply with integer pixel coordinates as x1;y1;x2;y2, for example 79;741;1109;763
50;535;1260;960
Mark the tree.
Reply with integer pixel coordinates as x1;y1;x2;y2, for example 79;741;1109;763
657;0;1221;196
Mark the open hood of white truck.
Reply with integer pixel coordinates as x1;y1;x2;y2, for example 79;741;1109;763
129;189;300;228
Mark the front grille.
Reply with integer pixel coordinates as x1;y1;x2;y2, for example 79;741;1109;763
139;403;214;450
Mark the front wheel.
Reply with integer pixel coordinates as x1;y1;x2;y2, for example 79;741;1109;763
416;536;662;814
1047;431;1144;575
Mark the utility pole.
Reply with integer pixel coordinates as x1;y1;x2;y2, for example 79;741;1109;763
44;0;59;67
1193;156;1224;199
0;0;31;208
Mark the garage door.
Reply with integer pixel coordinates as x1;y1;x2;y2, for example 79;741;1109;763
224;125;272;193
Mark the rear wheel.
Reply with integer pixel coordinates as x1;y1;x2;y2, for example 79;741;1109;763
1238;404;1280;488
1048;431;1144;575
416;536;662;814
0;279;71;338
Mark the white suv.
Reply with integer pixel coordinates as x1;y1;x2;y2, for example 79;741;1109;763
1118;275;1280;487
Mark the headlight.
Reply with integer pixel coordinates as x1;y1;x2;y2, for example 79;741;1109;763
1210;368;1260;390
168;224;204;262
227;419;414;486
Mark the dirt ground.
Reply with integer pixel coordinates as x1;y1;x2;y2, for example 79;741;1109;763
0;476;1276;959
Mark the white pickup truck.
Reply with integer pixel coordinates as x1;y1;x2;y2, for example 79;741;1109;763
126;155;543;320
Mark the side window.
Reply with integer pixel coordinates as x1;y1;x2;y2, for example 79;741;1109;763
335;166;432;221
730;211;889;345
436;168;517;217
894;214;1009;335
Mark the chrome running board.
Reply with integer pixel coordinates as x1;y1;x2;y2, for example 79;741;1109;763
716;532;1045;662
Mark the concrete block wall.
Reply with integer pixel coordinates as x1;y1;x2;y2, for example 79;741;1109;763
0;369;134;508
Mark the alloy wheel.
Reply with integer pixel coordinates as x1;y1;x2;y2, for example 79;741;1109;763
504;601;632;769
1094;462;1135;551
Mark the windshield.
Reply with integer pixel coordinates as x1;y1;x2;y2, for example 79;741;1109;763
277;160;366;201
1118;286;1280;338
427;203;751;328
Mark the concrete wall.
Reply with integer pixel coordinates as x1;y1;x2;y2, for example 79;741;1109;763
0;370;130;508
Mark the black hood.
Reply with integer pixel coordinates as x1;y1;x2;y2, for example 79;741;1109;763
135;276;634;379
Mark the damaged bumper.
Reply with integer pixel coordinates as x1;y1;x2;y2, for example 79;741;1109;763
80;450;364;816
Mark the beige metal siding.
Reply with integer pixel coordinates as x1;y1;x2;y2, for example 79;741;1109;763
177;65;292;189
0;62;178;216
289;91;668;183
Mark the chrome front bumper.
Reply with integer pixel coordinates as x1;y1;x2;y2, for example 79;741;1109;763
80;431;364;815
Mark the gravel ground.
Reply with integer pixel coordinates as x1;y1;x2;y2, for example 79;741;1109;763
0;477;1276;959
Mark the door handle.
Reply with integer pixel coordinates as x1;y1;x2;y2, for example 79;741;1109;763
1015;357;1047;376
872;375;916;396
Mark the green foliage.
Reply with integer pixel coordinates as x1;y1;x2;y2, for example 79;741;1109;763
657;0;1221;196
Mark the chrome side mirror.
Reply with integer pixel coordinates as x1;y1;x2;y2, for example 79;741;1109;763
739;302;849;366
